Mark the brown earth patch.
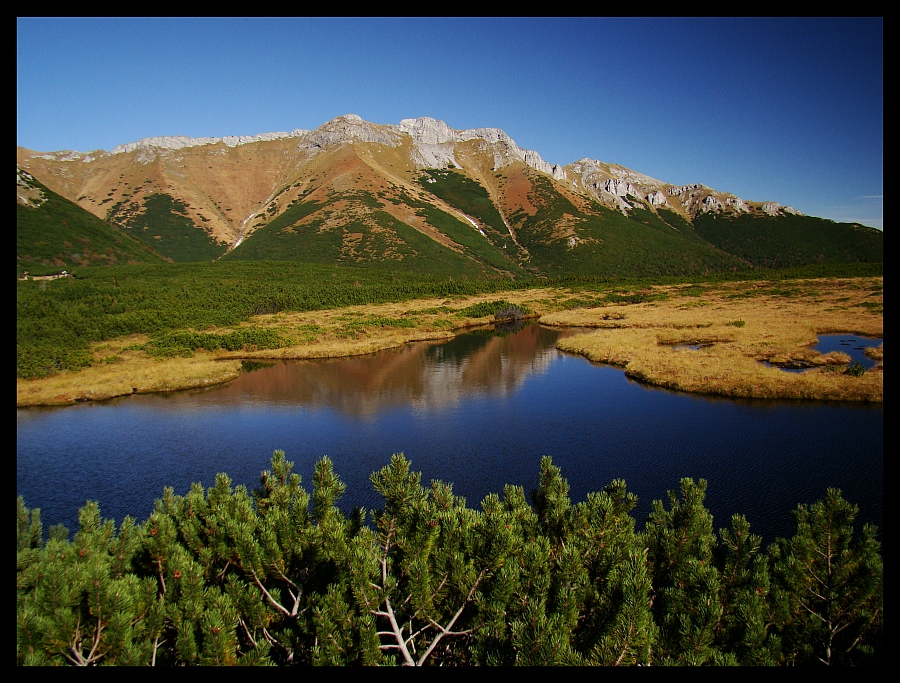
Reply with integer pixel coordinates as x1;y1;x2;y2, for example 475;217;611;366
498;164;538;216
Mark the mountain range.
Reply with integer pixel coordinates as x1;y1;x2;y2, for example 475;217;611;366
16;114;883;277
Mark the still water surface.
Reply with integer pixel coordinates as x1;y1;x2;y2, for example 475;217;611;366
17;323;883;547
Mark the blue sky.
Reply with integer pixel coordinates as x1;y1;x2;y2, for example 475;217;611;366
17;17;883;229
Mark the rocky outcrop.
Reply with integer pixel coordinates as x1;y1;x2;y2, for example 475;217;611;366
396;116;563;177
34;150;85;162
604;178;640;199
725;196;749;212
298;114;400;155
111;129;308;156
647;190;667;206
398;117;458;145
701;195;723;212
17;168;47;207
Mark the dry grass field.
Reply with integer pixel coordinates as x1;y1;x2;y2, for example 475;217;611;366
544;277;883;401
16;278;882;406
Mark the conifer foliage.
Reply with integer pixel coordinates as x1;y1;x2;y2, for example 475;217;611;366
16;452;882;666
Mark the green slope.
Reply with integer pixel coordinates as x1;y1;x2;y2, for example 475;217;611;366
17;173;165;274
691;212;884;269
106;193;229;262
510;173;749;277
224;189;510;278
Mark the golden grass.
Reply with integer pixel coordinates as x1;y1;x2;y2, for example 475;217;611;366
16;291;556;407
544;277;883;402
16;342;244;407
16;278;883;406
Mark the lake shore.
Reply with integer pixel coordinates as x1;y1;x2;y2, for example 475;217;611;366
16;278;883;407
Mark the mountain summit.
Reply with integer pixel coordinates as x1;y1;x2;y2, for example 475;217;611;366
17;115;882;276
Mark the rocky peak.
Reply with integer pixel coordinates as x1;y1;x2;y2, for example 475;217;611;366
398;117;459;145
394;116;564;179
647;190;668;206
298;114;402;154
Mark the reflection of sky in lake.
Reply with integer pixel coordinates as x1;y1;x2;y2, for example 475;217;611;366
813;334;882;369
17;323;882;550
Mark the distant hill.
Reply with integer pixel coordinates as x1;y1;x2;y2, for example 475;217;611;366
17;169;165;274
17;115;882;277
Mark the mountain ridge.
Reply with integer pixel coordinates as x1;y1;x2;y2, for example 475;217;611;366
17;114;881;276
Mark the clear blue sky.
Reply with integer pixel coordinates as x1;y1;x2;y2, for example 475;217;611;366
17;17;883;229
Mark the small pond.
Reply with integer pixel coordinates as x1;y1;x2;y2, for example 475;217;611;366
814;334;882;369
762;334;882;372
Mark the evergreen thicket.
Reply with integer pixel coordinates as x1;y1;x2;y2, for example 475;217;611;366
16;453;882;666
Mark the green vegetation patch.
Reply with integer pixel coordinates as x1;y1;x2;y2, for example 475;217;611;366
691;212;883;269
227;193;491;278
605;291;667;304
17;175;164;273
143;327;285;358
457;299;532;318
417;168;510;236
108;193;228;262
15;454;883;666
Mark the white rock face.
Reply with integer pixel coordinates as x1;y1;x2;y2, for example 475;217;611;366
761;202;782;216
647;190;668;206
35;150;84;162
409;143;461;170
396;116;562;176
667;183;704;196
725;196;749;212
604;178;640;199
17;168;47;207
398;117;459;145
298;114;401;154
701;195;723;212
110;129;309;156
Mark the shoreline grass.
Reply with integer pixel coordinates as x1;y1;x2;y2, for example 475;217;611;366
545;277;883;402
16;278;882;407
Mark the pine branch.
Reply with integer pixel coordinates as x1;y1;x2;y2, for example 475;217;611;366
250;568;302;618
415;569;484;666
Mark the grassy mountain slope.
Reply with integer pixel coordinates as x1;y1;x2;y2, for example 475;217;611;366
17;171;165;274
223;145;522;278
691;212;884;269
17;116;882;279
498;169;751;277
106;192;229;262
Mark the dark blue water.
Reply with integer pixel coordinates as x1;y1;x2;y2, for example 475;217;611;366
814;334;882;369
16;323;883;548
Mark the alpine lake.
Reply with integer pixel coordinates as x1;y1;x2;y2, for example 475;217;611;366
16;322;883;548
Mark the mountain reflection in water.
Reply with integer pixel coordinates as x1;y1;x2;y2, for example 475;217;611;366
16;322;882;549
205;321;579;417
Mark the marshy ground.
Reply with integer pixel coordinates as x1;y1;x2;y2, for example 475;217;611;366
16;277;882;406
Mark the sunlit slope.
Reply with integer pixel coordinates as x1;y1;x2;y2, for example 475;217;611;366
486;168;751;277
16;171;165;273
17;114;883;276
106;192;229;262
691;212;884;269
223;145;521;277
